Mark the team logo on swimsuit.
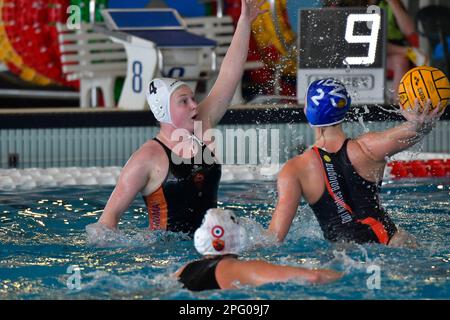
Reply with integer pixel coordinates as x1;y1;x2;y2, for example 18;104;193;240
193;173;205;189
323;155;331;162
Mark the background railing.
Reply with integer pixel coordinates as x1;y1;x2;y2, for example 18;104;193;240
1;121;449;169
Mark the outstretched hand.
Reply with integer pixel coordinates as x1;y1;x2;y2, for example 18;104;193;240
400;98;443;122
241;0;269;22
400;99;444;134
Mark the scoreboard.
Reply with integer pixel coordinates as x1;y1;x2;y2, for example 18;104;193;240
297;7;387;105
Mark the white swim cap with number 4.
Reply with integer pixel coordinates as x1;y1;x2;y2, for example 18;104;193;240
146;78;188;124
194;208;247;256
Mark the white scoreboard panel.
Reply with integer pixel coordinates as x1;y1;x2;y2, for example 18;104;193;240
297;7;387;105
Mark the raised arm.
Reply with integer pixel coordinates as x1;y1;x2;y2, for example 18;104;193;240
197;0;268;127
268;161;303;242
356;100;443;162
217;259;342;289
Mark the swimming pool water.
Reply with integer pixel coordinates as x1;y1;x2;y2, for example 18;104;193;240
0;178;449;300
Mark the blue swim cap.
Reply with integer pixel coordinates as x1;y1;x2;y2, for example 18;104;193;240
305;78;351;127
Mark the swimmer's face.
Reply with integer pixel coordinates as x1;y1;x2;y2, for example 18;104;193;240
170;85;198;132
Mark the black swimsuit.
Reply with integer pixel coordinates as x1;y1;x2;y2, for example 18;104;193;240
143;137;221;235
310;139;397;244
178;256;226;291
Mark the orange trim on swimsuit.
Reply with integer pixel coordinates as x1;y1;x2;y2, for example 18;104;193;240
143;186;168;230
358;217;389;245
312;147;390;245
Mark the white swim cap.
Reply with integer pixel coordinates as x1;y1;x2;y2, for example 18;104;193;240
146;78;188;124
194;209;247;256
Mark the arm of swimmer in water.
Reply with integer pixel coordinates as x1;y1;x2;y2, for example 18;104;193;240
356;99;444;162
98;152;151;230
216;259;342;289
197;0;268;127
268;161;302;242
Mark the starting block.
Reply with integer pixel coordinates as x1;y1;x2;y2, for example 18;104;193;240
98;9;216;110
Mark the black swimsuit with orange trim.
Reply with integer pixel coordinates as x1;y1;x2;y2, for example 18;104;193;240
310;139;397;244
143;138;221;235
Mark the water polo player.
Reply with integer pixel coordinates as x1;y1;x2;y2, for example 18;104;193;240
269;78;443;247
175;209;342;291
88;0;268;236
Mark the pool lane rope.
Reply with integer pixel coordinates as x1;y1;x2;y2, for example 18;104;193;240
1;152;449;191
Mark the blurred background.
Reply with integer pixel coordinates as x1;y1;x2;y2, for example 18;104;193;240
0;0;448;108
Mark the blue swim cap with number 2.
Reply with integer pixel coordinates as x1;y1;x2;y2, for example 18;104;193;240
305;78;351;127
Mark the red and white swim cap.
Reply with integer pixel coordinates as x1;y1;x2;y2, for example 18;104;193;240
194;209;247;256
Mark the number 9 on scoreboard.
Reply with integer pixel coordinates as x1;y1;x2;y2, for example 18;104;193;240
297;7;387;105
344;13;381;65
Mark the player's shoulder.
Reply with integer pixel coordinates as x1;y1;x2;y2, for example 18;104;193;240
280;150;314;177
350;134;379;157
286;149;315;168
129;139;167;163
354;130;376;143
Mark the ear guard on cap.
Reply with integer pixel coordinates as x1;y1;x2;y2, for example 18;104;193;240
194;209;247;256
146;78;188;124
305;78;351;127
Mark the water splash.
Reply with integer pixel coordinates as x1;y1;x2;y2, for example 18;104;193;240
343;59;351;73
323;244;384;274
65;270;181;299
239;216;278;251
357;116;370;133
85;222;190;248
